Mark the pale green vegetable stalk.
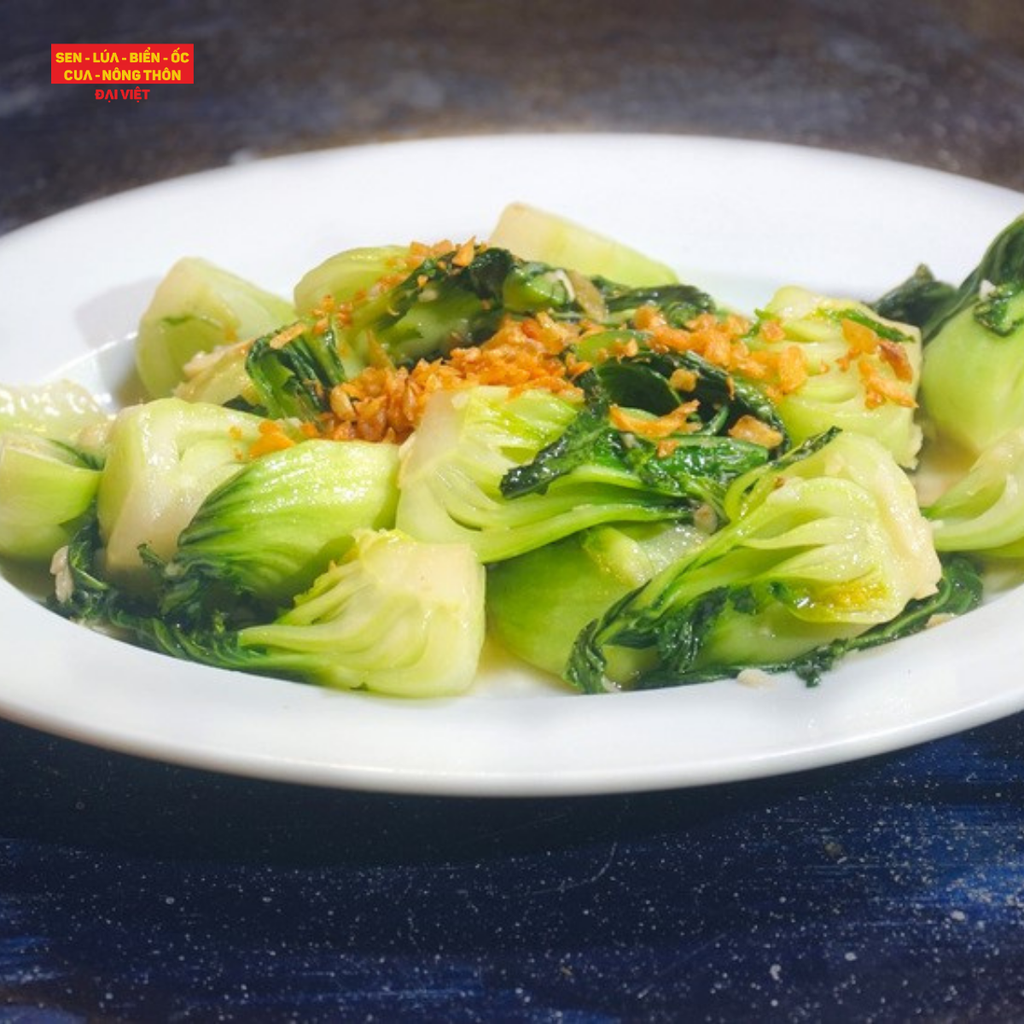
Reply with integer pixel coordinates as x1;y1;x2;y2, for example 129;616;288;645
293;245;412;316
925;426;1024;557
239;530;485;696
135;257;294;398
567;430;942;692
123;530;487;698
489;202;679;286
96;397;268;589
0;433;101;563
752;286;923;468
0;380;110;447
396;385;688;563
173;342;256;407
487;522;707;676
909;215;1024;457
920;282;1024;457
162;438;400;615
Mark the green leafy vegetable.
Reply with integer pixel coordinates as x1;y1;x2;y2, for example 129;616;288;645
173;342;257;408
499;363;777;511
4;205;1002;701
396;385;697;562
585;342;788;441
595;281;716;326
872;264;958;336
161;439;399;619
752;285;923;467
50;512;114;620
244;320;349;421
489;202;680;285
922;215;1024;341
920;218;1024;456
95;397;269;590
135;257;295;398
0;380;110;450
293;245;413;316
0;433;101;563
288;238;715;382
566;430;942;692
784;555;983;684
924;426;1024;557
326;245;526;369
104;530;487;698
487;522;706;676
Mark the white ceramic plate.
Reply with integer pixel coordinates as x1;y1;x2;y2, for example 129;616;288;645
2;134;1023;797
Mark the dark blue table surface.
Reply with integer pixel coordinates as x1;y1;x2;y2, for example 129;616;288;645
4;2;1024;1020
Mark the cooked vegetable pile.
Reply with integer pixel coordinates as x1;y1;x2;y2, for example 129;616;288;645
8;200;1024;698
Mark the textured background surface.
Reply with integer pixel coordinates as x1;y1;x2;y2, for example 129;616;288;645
6;0;1024;233
3;715;1024;1021
4;1;1024;1020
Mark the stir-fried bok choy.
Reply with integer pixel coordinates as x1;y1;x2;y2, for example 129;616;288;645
3;199;1012;699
